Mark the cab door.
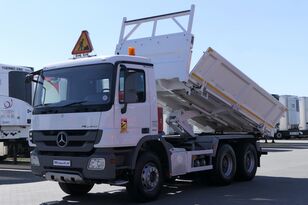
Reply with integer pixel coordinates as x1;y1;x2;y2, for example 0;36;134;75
114;63;151;147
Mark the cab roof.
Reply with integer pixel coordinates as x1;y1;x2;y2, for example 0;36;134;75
43;55;152;70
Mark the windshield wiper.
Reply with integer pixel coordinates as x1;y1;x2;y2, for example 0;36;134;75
35;103;51;107
61;100;88;107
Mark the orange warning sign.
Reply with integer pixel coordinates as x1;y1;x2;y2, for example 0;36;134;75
121;118;128;133
71;30;93;55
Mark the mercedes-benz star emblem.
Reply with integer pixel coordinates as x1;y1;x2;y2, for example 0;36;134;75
56;132;68;148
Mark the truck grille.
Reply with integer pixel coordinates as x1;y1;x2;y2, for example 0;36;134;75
32;130;102;153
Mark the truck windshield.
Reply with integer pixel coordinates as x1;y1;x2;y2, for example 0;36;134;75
33;63;115;114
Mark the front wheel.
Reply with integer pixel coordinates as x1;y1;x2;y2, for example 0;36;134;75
59;182;94;196
126;152;163;202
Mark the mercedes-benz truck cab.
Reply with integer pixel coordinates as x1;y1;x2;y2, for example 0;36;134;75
30;55;157;181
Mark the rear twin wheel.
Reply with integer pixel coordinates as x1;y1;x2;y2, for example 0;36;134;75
211;144;237;185
211;143;258;185
236;143;258;181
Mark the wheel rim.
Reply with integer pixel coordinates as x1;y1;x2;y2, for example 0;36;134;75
221;153;233;177
245;150;255;173
276;133;282;139
141;162;159;192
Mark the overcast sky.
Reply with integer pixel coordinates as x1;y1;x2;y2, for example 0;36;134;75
0;0;307;96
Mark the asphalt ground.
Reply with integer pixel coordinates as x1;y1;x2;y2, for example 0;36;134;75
0;140;308;205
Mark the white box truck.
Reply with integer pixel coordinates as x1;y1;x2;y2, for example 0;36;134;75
299;97;308;136
0;64;33;160
275;95;301;139
28;5;285;202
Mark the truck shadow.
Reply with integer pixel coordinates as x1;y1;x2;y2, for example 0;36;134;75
262;148;292;152
261;143;308;150
0;169;43;185
40;176;308;205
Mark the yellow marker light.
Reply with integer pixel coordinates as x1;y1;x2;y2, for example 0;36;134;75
128;47;135;56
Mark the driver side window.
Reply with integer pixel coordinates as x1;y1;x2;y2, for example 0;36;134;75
119;68;145;104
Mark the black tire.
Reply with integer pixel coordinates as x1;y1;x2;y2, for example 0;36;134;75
236;143;258;181
58;182;94;196
275;132;283;139
0;155;7;161
126;152;163;202
210;144;236;185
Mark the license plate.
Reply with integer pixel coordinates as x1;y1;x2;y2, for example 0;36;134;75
53;160;71;167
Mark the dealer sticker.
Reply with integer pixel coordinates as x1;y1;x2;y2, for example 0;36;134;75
53;160;71;167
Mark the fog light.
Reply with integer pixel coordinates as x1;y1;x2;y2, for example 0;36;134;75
30;154;40;166
28;131;32;142
88;158;105;170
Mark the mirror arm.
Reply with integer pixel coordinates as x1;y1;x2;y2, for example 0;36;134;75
25;69;45;84
121;103;127;114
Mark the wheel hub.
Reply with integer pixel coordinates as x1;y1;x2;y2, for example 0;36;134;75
221;154;233;177
141;162;159;192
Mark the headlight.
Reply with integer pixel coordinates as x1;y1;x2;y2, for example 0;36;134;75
30;154;40;166
88;158;105;170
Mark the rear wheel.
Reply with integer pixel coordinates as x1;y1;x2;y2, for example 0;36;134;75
210;144;236;185
126;152;163;202
275;132;283;139
236;143;257;181
0;155;7;161
59;182;94;196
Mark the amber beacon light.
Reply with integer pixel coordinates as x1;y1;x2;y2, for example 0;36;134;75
128;47;136;56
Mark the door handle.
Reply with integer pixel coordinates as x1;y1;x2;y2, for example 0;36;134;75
142;128;150;134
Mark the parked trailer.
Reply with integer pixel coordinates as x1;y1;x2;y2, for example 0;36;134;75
299;97;308;136
0;64;33;161
28;5;286;202
275;95;301;139
0;142;8;159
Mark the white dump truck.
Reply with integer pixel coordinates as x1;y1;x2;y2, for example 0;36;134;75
28;5;285;201
0;64;33;160
275;95;301;139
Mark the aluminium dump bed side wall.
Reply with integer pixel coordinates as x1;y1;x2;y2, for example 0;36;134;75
189;47;286;136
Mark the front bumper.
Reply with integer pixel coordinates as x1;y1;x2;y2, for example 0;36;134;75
31;148;116;182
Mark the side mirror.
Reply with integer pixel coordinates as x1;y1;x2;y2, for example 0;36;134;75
25;74;33;84
25;69;44;84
